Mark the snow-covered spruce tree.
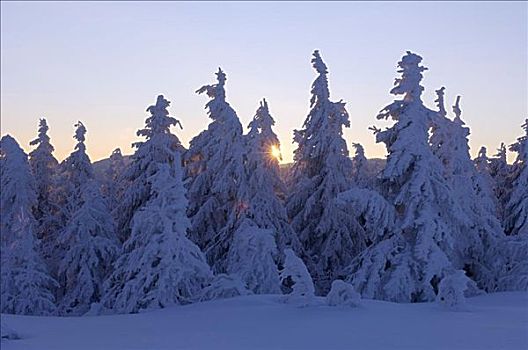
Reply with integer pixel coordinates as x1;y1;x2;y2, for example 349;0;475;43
489;235;528;291
1;135;38;247
28;118;59;242
286;50;353;292
0;135;57;315
504;119;527;236
54;121;94;226
51;121;95;277
345;52;475;303
430;92;504;291
115;95;184;242
474;146;497;204
185;68;247;272
429;87;452;177
226;218;281;294
280;249;316;306
57;179;119;315
1;210;58;316
103;159;212;313
55;123;119;314
474;147;492;178
222;99;302;294
241;99;302;258
102;148;126;212
489;143;512;221
484;120;528;292
351;143;370;188
467;120;528;291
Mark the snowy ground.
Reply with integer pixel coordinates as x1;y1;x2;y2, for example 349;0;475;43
2;292;527;350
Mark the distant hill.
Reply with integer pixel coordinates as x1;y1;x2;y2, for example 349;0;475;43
279;158;386;177
92;155;132;182
366;158;386;176
93;156;386;182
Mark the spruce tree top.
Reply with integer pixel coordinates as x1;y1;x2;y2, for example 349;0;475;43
134;95;181;148
1;135;30;166
292;50;350;169
197;68;227;102
494;143;507;163
311;50;330;106
450;96;470;143
376;51;431;125
110;148;123;160
390;51;428;103
74;121;87;153
452;96;462;121
435;87;447;117
248;99;275;136
29;118;54;153
63;121;93;183
375;51;438;184
477;146;489;161
196;68;240;130
352;143;366;158
510;119;528;162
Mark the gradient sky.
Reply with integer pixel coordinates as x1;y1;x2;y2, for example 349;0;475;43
1;1;526;163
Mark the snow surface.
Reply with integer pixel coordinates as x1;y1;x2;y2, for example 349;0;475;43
2;292;527;350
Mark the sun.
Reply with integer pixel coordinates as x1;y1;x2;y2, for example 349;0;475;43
270;145;282;161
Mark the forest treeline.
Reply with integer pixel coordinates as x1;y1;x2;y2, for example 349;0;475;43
1;50;526;316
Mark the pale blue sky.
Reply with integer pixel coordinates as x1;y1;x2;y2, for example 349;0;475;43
1;1;526;163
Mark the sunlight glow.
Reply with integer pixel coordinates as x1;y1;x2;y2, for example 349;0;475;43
270;145;282;161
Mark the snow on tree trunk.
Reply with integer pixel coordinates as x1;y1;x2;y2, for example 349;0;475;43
185;68;247;273
286;50;353;294
114;95;184;243
227;218;281;294
280;249;316;306
103;158;212;313
1;135;57;316
344;52;475;303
